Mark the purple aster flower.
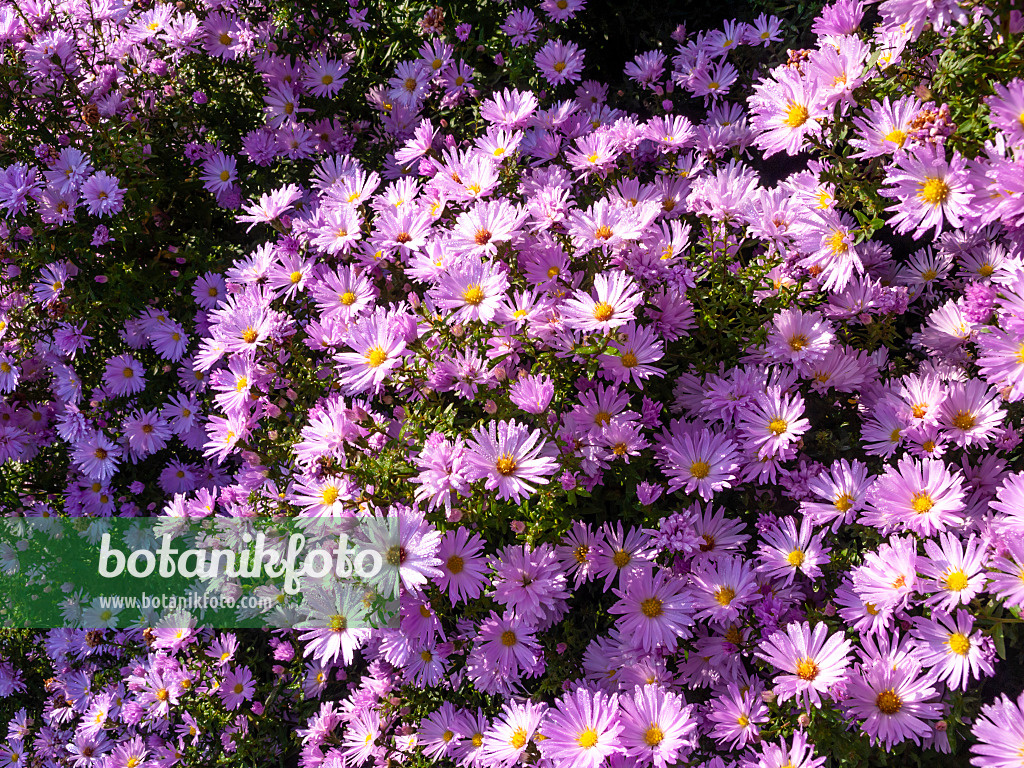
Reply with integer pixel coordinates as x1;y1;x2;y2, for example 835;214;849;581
79;171;125;217
971;690;1024;768
756;621;852;709
609;567;694;653
464;419;558;503
539;687;624;768
618;684;697;767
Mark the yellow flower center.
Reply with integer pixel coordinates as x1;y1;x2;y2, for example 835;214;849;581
612;550;630;568
768;419;788;435
592;302;615;321
241;327;258;344
644;725;664;746
365;347;388;367
594;225;614;240
500;630;517;647
828;230;848;254
787;549;806;567
796;657;819;680
883;128;906;146
442;730;454;742
690;460;711;479
447;555;465;574
621;352;638;367
715;586;735;607
945;570;969;591
640;597;663;618
463;284;485;306
788;334;808;351
783;102;809;128
918;177;950;205
495;454;517;476
834;493;854;512
875;688;902;714
576;729;599;748
951;410;976;430
510;728;527;749
329;614;347;631
911;492;934;514
948;633;971;655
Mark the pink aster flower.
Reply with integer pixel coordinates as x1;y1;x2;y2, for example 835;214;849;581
296;584;372;667
707;683;768;748
103;353;146;396
435;528;489;605
566;199;660;255
491;543;570;625
609;567;693;653
765;308;835;367
655;425;740;499
480;699;547;768
756;515;831;585
430;258;509;324
851;535;918;613
561;271;644;334
987;78;1024;146
878;145;971;240
977;327;1024;402
971;690;1024;768
911;609;994;691
618;684;697;768
862;456;965;536
738;388;810;460
936;378;1005;448
509;373;554;414
451;199;528;257
843;656;942;749
535;39;585;86
751;731;826;768
690;555;759;625
333;312;408;395
539;687;624;768
480;88;539;129
237;184;304;231
219;665;255;710
801;458;872;532
602;322;666;387
756;621;852;709
123;409;172;458
80;171;125;217
919;532;987;612
465;419;558;503
72;431;122;482
748;65;828;157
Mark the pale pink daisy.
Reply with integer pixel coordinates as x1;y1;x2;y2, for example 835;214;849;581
756;621;852;709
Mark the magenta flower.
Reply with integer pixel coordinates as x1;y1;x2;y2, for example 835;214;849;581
80;171;125;217
618;684;697;768
878;144;971;240
465;419;558;503
609;567;693;653
756;621;852;709
539;687;624;768
219;665;255;710
971;690;1024;768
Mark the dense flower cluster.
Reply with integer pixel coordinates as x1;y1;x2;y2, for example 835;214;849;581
1;0;1024;766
